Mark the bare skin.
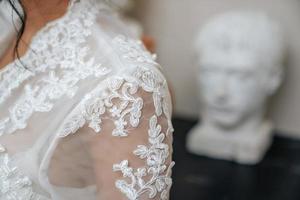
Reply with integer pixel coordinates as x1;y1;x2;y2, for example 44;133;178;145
0;0;69;70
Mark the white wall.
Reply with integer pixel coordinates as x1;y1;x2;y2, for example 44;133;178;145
134;0;300;138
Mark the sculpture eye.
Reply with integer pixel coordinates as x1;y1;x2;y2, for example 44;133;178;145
237;72;249;80
200;66;218;75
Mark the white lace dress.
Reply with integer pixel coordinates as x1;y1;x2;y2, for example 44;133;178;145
0;0;174;199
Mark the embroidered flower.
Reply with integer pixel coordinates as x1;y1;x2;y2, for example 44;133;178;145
0;153;50;200
113;116;174;200
0;0;111;136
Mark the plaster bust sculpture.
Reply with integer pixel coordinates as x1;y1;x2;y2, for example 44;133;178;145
186;11;286;164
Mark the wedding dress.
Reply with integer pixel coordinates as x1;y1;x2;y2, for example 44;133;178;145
0;0;174;199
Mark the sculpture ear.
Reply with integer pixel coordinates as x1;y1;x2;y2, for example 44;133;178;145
266;66;284;96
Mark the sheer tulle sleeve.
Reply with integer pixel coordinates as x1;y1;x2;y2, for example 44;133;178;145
44;66;174;200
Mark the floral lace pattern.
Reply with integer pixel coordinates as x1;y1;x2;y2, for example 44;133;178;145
0;0;111;136
0;68;33;105
112;35;159;67
0;1;111;197
0;0;88;104
0;0;174;198
113;115;174;200
59;66;173;138
0;153;50;200
58;66;174;200
112;35;173;135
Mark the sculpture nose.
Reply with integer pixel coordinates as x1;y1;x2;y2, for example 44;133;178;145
215;77;229;102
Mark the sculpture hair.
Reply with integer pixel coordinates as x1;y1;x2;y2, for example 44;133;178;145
195;11;286;71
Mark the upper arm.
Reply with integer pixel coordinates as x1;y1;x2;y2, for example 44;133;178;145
48;67;174;200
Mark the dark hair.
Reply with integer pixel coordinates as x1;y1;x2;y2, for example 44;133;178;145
1;0;27;66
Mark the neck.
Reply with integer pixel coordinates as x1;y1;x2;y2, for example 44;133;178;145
0;0;70;70
21;0;70;29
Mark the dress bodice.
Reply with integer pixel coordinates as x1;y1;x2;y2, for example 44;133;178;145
0;0;174;199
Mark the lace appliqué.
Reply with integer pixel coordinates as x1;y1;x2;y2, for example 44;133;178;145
0;153;50;200
58;76;142;137
113;115;174;200
0;0;95;105
0;68;33;105
58;66;174;200
0;0;111;136
59;66;173;138
112;35;159;68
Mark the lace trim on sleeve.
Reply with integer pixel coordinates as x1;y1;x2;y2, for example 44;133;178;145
113;115;174;200
58;66;174;199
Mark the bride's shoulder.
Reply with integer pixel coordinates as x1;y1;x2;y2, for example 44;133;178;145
90;18;163;79
78;0;166;86
111;34;161;70
87;2;159;68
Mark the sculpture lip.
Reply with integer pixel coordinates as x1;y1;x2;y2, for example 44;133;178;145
207;105;235;113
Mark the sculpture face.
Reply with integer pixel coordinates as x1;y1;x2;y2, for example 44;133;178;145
199;51;271;129
195;12;285;130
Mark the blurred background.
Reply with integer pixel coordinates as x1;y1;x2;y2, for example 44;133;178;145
117;0;300;199
132;0;300;138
